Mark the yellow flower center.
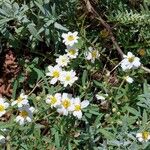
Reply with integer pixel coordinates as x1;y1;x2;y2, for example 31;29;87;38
128;56;135;63
65;75;71;81
17;97;23;103
91;50;98;58
0;105;5;112
52;71;59;78
50;96;57;105
138;49;146;56
142;132;149;140
20;110;28;118
69;49;76;55
62;99;71;108
67;35;74;41
75;105;81;111
100;29;109;38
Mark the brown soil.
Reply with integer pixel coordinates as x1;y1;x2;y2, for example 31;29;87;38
0;50;20;97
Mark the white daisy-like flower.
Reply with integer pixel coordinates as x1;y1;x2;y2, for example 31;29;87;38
46;65;62;84
11;93;29;108
121;52;141;71
62;31;79;46
15;105;35;125
45;93;61;108
0;135;5;144
0;98;9;117
124;76;134;83
72;97;89;119
57;93;74;116
56;54;70;67
59;70;78;87
85;47;100;63
136;131;150;142
65;46;79;59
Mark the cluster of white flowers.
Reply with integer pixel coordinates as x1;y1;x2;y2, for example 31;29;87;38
85;46;100;63
61;31;79;60
45;93;89;119
11;93;35;125
46;65;78;87
46;31;79;87
0;95;35;126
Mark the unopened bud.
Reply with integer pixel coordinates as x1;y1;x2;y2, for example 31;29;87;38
36;96;41;101
117;112;121;115
112;108;116;112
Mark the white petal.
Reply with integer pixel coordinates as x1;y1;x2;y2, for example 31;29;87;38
96;95;105;100
148;135;150;140
46;72;51;76
81;100;89;108
74;97;80;104
18;103;23;107
62;33;67;38
19;119;25;125
50;78;58;84
127;52;134;57
73;31;78;36
0;98;4;103
4;102;9;108
138;137;144;142
68;105;74;111
47;65;53;71
22;100;29;105
15;116;22;122
136;133;142;138
11;101;17;106
26;117;32;122
73;111;82;119
29;107;35;113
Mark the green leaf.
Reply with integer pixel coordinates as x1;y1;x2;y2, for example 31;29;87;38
0;8;9;17
34;1;45;15
12;79;18;99
54;22;68;31
82;70;87;86
0;18;13;25
99;128;115;140
142;109;147;126
33;67;50;91
55;131;60;148
93;80;103;88
27;24;43;41
126;106;140;116
143;81;150;94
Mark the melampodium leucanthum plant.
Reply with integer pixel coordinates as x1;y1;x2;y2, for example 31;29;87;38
0;30;149;148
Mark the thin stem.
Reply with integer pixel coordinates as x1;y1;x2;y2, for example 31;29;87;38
28;79;44;96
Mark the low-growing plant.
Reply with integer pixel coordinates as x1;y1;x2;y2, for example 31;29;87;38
0;0;150;150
